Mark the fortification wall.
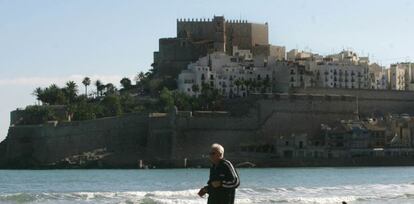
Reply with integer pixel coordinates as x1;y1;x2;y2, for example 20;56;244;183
177;115;257;130
176;19;265;49
256;94;357;139
5;90;413;168
177;20;215;40
3;113;149;168
250;23;268;46
294;88;414;115
170;94;357;165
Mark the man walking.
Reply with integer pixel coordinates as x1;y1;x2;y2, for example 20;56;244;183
198;143;240;204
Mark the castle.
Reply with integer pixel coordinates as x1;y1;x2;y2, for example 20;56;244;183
152;16;285;78
3;16;414;169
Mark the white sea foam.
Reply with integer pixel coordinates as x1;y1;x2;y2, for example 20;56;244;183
1;183;414;204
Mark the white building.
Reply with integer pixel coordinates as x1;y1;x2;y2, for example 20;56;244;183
390;63;414;90
369;63;388;90
179;49;398;95
312;63;369;89
285;50;371;90
177;52;272;98
388;64;406;90
287;49;322;62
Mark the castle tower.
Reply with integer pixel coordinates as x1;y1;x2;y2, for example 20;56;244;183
213;16;226;52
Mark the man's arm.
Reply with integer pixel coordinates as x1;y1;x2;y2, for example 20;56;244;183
198;179;211;197
221;160;240;189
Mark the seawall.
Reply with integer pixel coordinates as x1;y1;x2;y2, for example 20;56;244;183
1;89;414;168
1;113;149;168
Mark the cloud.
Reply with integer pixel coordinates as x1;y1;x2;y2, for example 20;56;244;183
0;74;136;88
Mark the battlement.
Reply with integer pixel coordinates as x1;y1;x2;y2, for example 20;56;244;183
177;18;213;22
177;18;250;24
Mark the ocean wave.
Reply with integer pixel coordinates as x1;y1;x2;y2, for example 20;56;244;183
2;183;414;204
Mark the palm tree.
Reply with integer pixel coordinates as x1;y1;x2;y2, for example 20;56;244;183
95;80;103;96
44;84;66;105
65;81;78;103
33;87;44;104
82;77;91;97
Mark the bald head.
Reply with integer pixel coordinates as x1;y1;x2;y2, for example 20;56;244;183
211;143;224;158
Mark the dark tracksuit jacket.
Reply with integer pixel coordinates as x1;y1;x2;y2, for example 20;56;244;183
206;159;240;204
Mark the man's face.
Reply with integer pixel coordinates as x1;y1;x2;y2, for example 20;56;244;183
208;149;221;164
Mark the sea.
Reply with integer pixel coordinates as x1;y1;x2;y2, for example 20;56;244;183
1;167;414;204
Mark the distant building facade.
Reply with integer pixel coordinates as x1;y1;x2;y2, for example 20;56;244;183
177;52;272;98
388;63;414;91
156;16;414;93
369;63;388;90
284;50;372;90
387;64;406;90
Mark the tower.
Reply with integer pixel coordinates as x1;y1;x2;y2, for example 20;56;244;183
213;16;226;52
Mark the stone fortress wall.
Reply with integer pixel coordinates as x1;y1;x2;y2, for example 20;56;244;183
2;114;149;168
176;17;268;53
294;88;414;115
1;89;414;168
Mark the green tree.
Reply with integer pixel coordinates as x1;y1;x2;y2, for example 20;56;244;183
105;83;117;96
134;71;145;84
197;83;224;110
43;84;67;105
100;95;122;117
159;87;174;112
64;81;78;104
262;77;271;93
120;77;132;90
120;94;136;113
32;87;45;104
173;91;192;111
82;77;91;97
191;84;200;96
234;79;242;97
70;96;98;121
244;79;252;95
95;80;104;96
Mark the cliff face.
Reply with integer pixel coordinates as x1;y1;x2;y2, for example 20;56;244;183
1;90;414;169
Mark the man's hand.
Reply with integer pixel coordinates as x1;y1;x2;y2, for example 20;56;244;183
198;187;207;197
211;181;221;188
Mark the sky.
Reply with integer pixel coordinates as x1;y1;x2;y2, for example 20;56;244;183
1;0;414;141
